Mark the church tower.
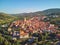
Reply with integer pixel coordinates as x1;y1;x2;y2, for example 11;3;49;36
24;17;27;22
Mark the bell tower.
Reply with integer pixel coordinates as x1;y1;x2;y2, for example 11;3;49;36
24;17;26;22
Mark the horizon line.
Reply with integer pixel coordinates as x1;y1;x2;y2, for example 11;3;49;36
0;8;60;14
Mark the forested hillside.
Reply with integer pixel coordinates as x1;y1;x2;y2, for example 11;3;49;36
0;13;17;24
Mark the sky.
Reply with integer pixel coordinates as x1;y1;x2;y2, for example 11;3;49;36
0;0;60;14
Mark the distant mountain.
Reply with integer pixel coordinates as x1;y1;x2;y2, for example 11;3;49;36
42;8;60;15
11;8;60;17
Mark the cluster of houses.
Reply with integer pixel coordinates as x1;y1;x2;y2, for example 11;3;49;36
8;16;58;40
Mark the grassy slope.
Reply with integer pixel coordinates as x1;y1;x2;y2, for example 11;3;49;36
0;13;17;24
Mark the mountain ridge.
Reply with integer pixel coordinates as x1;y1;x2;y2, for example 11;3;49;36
10;8;60;17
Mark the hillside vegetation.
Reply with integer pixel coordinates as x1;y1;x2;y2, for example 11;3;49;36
0;13;17;24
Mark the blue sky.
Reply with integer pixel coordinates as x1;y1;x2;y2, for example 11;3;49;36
0;0;60;14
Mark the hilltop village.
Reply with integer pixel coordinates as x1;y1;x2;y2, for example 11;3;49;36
8;16;59;40
0;14;60;45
